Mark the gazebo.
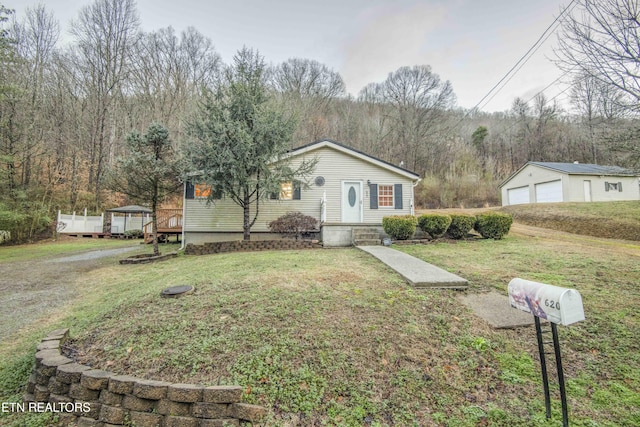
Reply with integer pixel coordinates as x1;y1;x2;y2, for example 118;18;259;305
107;205;152;235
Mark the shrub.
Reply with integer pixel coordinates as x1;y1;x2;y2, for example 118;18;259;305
474;212;513;239
124;229;144;239
446;214;476;239
269;211;318;240
382;215;417;240
417;214;452;239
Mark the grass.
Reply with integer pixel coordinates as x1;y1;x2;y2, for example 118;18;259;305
501;201;640;240
0;233;639;426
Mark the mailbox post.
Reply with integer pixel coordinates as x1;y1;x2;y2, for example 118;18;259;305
508;278;585;427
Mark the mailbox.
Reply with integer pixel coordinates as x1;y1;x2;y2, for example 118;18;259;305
508;278;585;326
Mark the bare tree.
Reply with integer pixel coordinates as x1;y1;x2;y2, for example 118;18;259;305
70;0;139;208
557;0;640;113
359;65;456;174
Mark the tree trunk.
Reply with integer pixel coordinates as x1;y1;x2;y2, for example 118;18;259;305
243;192;251;241
152;196;159;256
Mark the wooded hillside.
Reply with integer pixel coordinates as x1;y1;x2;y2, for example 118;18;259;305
1;0;638;242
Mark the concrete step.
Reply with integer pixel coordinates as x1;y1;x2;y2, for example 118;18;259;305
353;232;380;240
354;239;381;246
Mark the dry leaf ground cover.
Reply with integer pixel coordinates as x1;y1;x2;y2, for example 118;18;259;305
0;224;639;426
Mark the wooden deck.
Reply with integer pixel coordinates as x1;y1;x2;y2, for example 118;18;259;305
143;209;183;244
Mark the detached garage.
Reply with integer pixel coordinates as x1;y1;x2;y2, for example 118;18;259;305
500;162;640;206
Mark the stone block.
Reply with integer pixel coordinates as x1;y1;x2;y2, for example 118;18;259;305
49;393;73;404
81;370;112;390
36;371;51;386
34;384;50;401
74;401;100;419
129;410;163;427
108;375;137;394
37;339;60;351
156;399;191;416
40;355;73;376
57;412;77;426
22;393;35;403
230;403;267;422
133;379;170;400
191;402;229;419
35;349;60;366
203;386;243;403
57;363;90;384
99;405;127;424
121;394;156;412
69;383;101;401
99;389;123;406
200;419;240;427
44;328;69;341
164;415;199;427
75;417;104;427
48;376;70;395
26;374;36;394
167;383;203;403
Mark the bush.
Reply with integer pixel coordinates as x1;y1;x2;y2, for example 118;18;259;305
474;212;513;239
447;214;476;239
382;215;417;240
124;229;144;239
417;214;452;239
269;211;318;240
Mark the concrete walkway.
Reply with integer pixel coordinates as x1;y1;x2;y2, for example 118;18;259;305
357;246;468;289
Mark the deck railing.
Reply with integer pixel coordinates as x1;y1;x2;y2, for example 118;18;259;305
143;209;183;243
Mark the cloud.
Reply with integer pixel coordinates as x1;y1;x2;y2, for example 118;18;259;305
339;2;448;96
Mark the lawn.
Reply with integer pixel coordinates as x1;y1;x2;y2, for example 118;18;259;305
501;201;640;240
0;232;638;426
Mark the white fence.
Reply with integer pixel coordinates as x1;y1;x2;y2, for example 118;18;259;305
57;210;104;234
57;210;151;234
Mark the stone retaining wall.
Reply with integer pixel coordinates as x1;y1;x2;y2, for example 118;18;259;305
24;329;266;426
185;239;320;256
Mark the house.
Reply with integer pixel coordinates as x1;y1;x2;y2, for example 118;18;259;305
500;161;640;206
183;139;421;246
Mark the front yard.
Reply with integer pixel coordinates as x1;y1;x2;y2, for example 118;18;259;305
0;230;638;426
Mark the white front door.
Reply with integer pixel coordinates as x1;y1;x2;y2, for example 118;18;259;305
583;180;592;202
342;181;363;223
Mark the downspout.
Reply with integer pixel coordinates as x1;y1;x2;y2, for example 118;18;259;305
411;178;422;216
179;181;187;251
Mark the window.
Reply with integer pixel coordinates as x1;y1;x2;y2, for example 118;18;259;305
270;181;301;200
605;182;622;192
280;182;293;200
195;184;211;198
378;185;394;207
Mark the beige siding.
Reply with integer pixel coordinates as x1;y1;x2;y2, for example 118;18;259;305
501;163;640;205
185;145;417;233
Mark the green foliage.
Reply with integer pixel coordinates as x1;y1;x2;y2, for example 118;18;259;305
0;203;51;244
417;213;451;239
382;215;417;240
185;48;315;240
474;212;513;239
446;214;476;239
268;211;318;239
123;229;143;239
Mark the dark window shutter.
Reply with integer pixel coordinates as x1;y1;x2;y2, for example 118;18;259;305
618;182;623;192
270;192;278;200
394;184;403;209
186;182;195;199
293;181;301;200
605;182;609;192
370;184;378;209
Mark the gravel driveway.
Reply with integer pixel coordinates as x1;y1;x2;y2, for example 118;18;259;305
0;246;139;343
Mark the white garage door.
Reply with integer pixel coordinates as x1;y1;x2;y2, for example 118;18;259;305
535;180;563;203
507;186;530;205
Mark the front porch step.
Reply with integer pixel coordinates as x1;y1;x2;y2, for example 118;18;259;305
352;227;381;246
354;238;381;246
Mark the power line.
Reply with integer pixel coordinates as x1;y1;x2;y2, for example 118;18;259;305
445;0;578;136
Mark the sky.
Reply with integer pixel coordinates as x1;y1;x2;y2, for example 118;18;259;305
8;0;574;113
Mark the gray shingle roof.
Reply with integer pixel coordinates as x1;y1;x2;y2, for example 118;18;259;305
530;162;637;176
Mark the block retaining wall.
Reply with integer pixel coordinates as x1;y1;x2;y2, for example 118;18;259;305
185;239;321;256
24;329;266;426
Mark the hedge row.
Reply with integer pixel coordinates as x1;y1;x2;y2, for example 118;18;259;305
382;212;513;240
